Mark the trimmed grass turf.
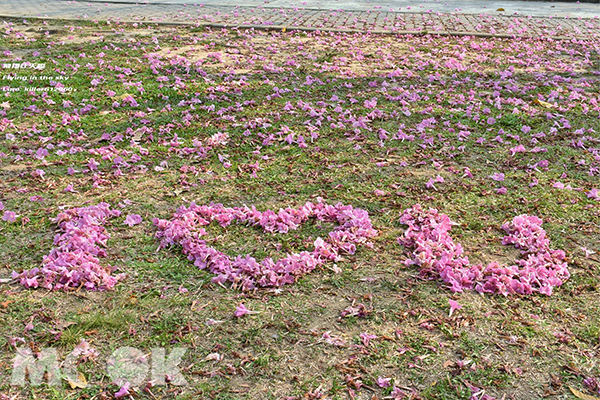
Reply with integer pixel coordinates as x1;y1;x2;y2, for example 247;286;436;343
0;19;599;399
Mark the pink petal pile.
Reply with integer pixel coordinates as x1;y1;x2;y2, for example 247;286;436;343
12;203;125;291
398;204;569;296
153;199;378;290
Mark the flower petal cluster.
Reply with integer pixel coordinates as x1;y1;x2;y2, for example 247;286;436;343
398;204;569;296
13;203;125;290
154;199;377;290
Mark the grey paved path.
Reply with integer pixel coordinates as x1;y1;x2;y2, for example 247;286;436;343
1;0;599;39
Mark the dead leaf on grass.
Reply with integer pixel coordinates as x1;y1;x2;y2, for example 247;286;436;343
569;386;600;400
66;372;88;389
205;352;222;362
534;99;556;109
0;300;13;309
191;300;212;312
113;93;134;100
54;320;76;330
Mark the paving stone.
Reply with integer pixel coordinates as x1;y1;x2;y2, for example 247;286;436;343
0;0;598;39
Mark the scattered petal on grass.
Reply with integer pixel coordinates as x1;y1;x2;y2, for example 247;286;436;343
123;214;142;227
359;332;377;347
448;299;462;317
321;331;347;347
0;24;599;399
376;376;392;388
2;211;17;222
587;189;600;201
234;303;253;318
490;172;505;181
114;382;131;398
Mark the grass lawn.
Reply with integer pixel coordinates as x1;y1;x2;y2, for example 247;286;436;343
0;19;599;399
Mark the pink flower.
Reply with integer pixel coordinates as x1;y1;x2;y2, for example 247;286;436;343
234;303;253;318
509;145;526;155
31;169;45;179
87;158;99;171
71;339;99;361
581;247;596;258
583;376;600;394
35;148;48;160
376;376;392;388
63;184;77;193
587;188;599;201
490;172;505;181
448;299;462;317
321;331;347;347
114;382;131;398
426;175;444;190
359;332;377;347
123;214;142;227
2;210;17;222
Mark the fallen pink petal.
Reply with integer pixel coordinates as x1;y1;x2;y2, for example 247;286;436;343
123;214;143;227
234;303;254;318
114;382;131;398
2;210;17;222
448;299;462;317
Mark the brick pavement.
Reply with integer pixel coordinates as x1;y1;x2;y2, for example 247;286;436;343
0;0;599;39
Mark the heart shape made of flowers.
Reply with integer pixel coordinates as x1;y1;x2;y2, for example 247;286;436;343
153;199;378;290
398;204;569;296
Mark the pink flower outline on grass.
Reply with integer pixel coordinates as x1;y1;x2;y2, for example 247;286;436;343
13;203;125;291
154;199;377;291
398;205;569;296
